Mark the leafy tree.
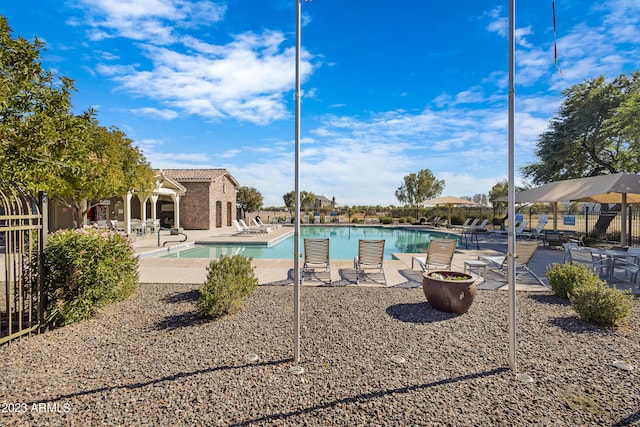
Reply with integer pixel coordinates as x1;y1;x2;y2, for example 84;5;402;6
283;191;295;212
472;193;488;206
488;180;509;212
521;72;640;184
237;186;263;215
53;113;154;227
301;191;316;213
395;169;444;219
0;16;76;188
0;17;154;227
282;190;316;213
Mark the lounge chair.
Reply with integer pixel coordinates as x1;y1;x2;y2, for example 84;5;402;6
411;239;457;271
520;222;546;240
479;240;546;286
473;218;489;232
436;218;448;227
239;219;268;233
302;238;332;285
451;218;474;230
354;239;387;285
461;219;489;249
232;219;262;235
251;217;272;232
256;216;278;229
488;220;526;238
425;216;440;226
459;218;472;227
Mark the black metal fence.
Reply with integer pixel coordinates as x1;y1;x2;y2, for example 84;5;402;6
0;182;47;345
514;204;640;246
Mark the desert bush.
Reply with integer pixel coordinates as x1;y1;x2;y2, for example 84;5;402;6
196;255;258;319
546;262;603;299
44;228;138;326
569;281;634;326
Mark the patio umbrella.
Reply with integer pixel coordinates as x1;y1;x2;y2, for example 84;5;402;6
422;195;477;225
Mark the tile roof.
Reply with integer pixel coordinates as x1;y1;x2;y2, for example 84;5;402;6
155;168;229;181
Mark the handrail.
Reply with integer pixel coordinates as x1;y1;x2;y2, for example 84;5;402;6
157;227;188;247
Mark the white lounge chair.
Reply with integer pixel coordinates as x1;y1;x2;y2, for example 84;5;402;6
232;220;262;235
302;238;332;285
488;220;526;238
354;239;387;285
479;240;546;286
412;239;457;271
518;222;546;240
256;216;278;229
251;218;272;232
239;219;268;233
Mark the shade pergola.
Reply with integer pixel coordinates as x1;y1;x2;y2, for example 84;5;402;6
513;173;640;245
423;195;477;225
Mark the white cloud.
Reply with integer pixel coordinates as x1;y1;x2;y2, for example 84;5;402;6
74;0;227;44
129;107;179;120
96;31;314;125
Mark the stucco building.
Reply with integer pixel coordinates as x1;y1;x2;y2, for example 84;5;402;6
157;169;240;230
50;168;240;232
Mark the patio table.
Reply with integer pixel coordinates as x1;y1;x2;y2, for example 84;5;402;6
588;248;630;282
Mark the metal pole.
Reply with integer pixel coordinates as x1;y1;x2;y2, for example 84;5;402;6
507;0;517;372
293;0;302;363
621;193;627;246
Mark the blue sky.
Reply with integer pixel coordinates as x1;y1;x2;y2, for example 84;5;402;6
1;1;639;207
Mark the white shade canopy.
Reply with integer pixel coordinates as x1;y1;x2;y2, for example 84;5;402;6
512;172;640;247
513;173;640;203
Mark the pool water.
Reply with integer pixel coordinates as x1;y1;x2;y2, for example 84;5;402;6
159;226;461;260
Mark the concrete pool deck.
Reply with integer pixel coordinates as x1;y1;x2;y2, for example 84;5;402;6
131;224;640;294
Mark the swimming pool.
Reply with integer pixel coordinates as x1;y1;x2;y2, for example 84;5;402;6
159;226;461;260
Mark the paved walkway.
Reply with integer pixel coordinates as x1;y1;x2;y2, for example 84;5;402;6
133;225;640;294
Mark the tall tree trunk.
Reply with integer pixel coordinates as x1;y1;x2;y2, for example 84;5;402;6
72;199;89;228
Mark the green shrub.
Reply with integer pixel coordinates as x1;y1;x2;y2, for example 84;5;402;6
44;228;138;327
569;281;634;326
379;216;393;224
196;255;259;319
546;262;603;299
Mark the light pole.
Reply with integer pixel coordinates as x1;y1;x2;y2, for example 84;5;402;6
507;0;518;372
293;0;304;366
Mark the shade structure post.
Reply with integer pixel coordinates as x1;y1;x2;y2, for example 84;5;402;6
507;0;517;372
293;0;302;363
621;193;627;246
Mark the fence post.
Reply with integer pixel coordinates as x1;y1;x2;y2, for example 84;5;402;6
585;206;589;235
628;206;632;246
38;191;48;331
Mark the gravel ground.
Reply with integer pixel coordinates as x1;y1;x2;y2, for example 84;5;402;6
1;284;639;426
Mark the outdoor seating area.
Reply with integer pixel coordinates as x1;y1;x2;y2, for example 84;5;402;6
132;227;640;294
567;245;640;284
